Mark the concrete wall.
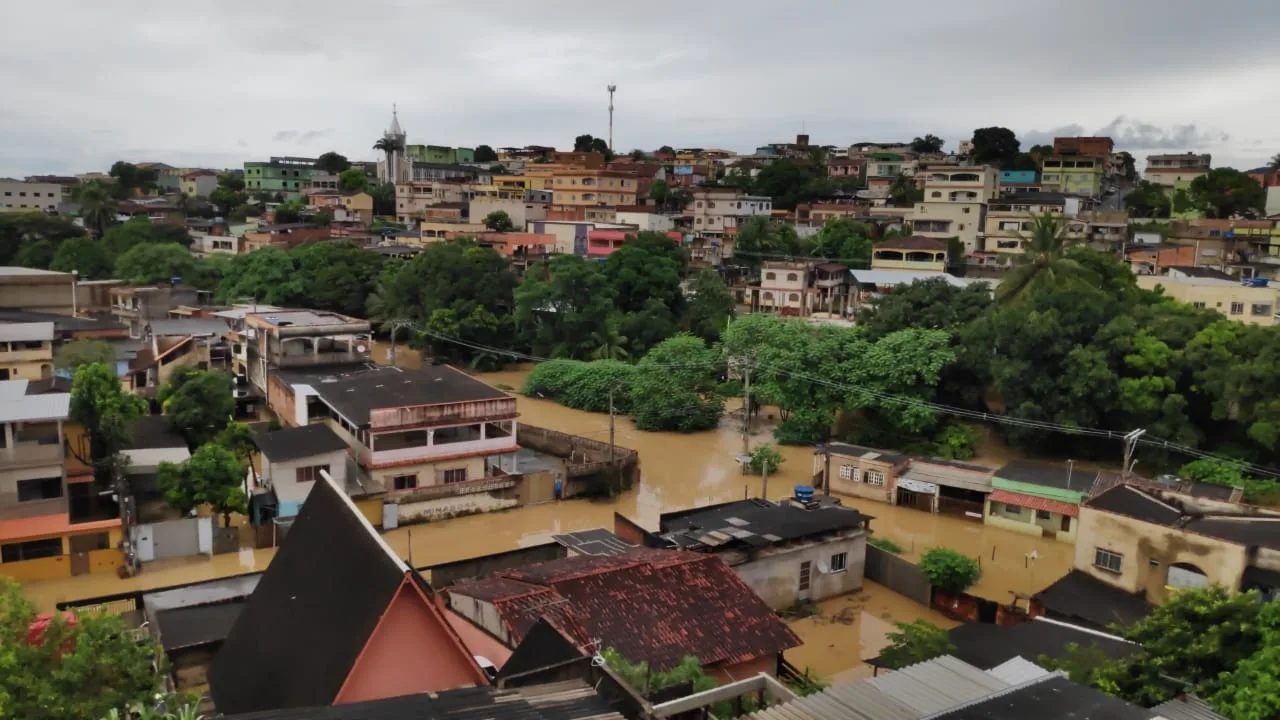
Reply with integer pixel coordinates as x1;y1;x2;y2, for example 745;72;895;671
983;499;1077;543
261;448;350;515
1073;506;1247;605
820;452;898;505
0;275;76;314
732;532;866;610
864;544;932;606
448;595;513;646
426;541;565;588
371;455;487;493
397;492;518;524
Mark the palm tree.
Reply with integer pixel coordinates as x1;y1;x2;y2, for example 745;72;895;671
888;174;918;207
589;319;630;360
373;136;405;181
1269;152;1280;173
73;180;117;237
995;212;1084;303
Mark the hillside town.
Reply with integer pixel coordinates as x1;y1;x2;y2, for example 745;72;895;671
5;14;1280;717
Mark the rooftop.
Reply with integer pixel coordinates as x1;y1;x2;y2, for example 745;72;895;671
942;618;1137;671
930;675;1149;720
1034;569;1152;630
551;528;636;557
848;269;989;290
994;459;1097;493
0;309;127;332
123;415;188;452
247;309;366;329
0;321;53;342
0;266;73;278
295;365;511;426
0;380;70;423
254;423;350;463
1165;265;1235;281
657;497;869;551
825;442;908;466
1086;484;1280;549
873;235;950;251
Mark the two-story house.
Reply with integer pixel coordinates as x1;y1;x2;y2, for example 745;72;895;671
0;322;54;381
982;193;1089;258
1144;153;1211;188
551;169;639;209
0;380;122;582
243;309;371;403
749;260;848;317
913;165;999;252
682;187;773;265
871;236;949;272
110;284;210;336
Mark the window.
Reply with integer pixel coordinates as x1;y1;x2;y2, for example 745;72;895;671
830;552;848;573
988;501;1001;515
1094;548;1123;573
789;293;800;302
963;207;971;213
17;477;62;502
295;464;329;483
393;474;418;490
1230;302;1244;315
865;470;884;486
1252;304;1272;316
1036;509;1052;520
1;538;63;563
798;561;811;591
786;273;798;281
1148;558;1161;568
765;272;776;280
443;468;467;484
930;191;941;198
838;465;853;480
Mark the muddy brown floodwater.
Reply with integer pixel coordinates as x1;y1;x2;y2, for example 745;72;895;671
20;354;1074;678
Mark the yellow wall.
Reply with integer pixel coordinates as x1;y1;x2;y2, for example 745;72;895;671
0;528;123;582
983;499;1076;543
370;455;487;492
1137;276;1278;326
1073;506;1246;605
355;497;384;527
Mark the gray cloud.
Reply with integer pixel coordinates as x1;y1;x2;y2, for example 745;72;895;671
0;0;1278;176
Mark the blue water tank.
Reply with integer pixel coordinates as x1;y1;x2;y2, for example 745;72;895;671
794;485;815;502
1248;277;1269;288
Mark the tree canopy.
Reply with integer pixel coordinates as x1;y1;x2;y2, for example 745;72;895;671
70;362;148;486
483;210;514;232
157;442;247;525
473;145;498;162
113;242;195;285
315;151;352;174
969;127;1021;169
159;367;235;449
910;134;945;154
1187;168;1266;219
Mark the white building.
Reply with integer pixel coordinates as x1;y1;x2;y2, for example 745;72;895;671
0;180;61;213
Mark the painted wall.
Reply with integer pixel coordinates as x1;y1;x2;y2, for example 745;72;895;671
1073;506;1246;605
337;581;488;704
990;477;1087;503
983;499;1076;543
819;452;897;505
369;455;487;493
261;448;350;517
731;532;866;610
397;492;518;524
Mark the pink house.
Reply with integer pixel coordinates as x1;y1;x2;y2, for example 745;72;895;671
586;230;681;258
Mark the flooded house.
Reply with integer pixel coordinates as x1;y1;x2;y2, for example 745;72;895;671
446;548;803;683
817;443;907;505
252;422;356;524
642;490;871;610
984;460;1096;543
209;471;492;715
814;445;994;520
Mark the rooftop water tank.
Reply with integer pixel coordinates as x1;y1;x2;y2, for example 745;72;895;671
794;485;815;503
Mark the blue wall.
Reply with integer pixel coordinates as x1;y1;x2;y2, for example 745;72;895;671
1000;170;1038;183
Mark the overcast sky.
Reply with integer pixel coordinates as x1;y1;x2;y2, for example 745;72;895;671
2;0;1277;177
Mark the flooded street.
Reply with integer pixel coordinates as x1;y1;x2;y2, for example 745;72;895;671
21;356;1074;678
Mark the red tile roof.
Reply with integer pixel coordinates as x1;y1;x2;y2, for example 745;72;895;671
449;549;800;671
988;490;1079;518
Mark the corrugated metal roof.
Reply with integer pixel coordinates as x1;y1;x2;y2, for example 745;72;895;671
0;381;69;423
865;655;1008;716
0;321;54;342
899;463;993;493
986;656;1050;686
743;681;916;720
848;269;990;289
1150;694;1227;720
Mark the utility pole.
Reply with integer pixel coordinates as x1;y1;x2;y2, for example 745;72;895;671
608;385;615;465
822;443;832;496
761;460;769;501
741;358;751;462
1123;428;1147;477
607;84;617;152
387;319;413;368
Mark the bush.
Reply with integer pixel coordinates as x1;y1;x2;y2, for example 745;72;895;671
559;360;636;414
919;547;981;594
748;444;785;474
773;407;832;445
522;359;585;399
869;536;903;554
933;423;979;460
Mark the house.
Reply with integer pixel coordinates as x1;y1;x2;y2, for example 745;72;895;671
1072;483;1280;605
1144;152;1212;188
551;169;639;208
818;443;908;505
648;494;870;610
254;423;353;520
863;152;918;190
749;260;849;317
0;309;129;344
0;379;122;582
984;460;1096;543
179;170;219;198
997;170;1039;194
1039;156;1106;197
264;363;519;519
0;322;54;381
1032;568;1154;631
0;267;79;315
209;471;491;714
913;165;999;252
126;317;231;396
243;308;371;407
613;208;675;232
241;223;331;252
119;415;191;520
893;458;994;518
871;235;950;272
1136;274;1277;326
243;157;319;202
683;187;773;252
469;197;547;229
846;269;990;312
116;197;186;226
983;192;1089;257
0;179;62;213
942;617;1138;672
1052;136;1115;159
447;549;802;683
339;191;373;223
585;229;682;258
109;284;209;335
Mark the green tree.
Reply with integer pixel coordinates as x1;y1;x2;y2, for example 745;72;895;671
314;151;351;174
50;236;114;279
289;240;385;318
878;620;956;670
216;246;304;306
55;339;116;373
748;444;784;474
0;578;162;720
337;168;368;192
1178;458;1280;504
995;212;1085;303
108;161;159;199
0;213;84;264
648;179;671;210
1210;600;1280;720
113;243;195;284
629;334;723;432
910;134;945;154
370;182;396;216
159;368;235;449
810;217;873;264
573;134;610;157
656;145;675;155
752;158;827;209
681;269;736;343
372;136;405;170
514;254;615;359
969;127;1021;169
16;238;56;269
70;363;147;486
483;210;515;232
603;232;686;315
157;442;247;525
474;145;498;163
918;547;981;594
1187;168;1266;219
859;278;993;341
217;172;245;193
588;316;630;360
888;174;922;206
72;180;118;236
1039;642;1120;687
273;200;306;224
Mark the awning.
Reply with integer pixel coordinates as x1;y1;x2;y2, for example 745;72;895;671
988;489;1079;518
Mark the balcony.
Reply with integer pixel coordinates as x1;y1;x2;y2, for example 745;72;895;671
396;475;517;502
0;342;52;363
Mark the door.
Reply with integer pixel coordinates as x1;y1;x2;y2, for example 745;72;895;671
151;519;200;559
798;561;812;601
70;552;90;576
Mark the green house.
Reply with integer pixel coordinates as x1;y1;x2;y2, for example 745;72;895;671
984;460;1096;543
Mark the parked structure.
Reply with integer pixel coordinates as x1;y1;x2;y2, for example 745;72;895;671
648;494;870;610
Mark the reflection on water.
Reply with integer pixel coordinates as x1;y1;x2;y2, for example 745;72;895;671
22;359;1073;629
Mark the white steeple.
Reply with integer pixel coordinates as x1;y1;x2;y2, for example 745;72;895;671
387;103;404;139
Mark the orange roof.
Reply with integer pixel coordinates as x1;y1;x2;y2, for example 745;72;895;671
988;490;1079;518
445;609;512;667
0;514;118;543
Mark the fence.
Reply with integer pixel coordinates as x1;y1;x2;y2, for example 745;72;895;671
864;544;932;606
516;424;641;492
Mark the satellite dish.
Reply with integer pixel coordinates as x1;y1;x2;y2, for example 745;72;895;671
356;344;367;353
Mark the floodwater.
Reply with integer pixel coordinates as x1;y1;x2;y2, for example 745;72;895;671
20;353;1075;678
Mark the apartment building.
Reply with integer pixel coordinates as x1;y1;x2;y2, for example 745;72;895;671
863;153;918;189
1136;274;1278;325
0;322;54;381
0;380;122;582
983;193;1089;256
1144;153;1212;188
243;157;319;201
395;180;473;223
0;180;62;213
749;260;848;316
243;309;372;400
1040;155;1105;197
0;267;79;315
685;186;772;236
871;236;950;272
551;169;639;208
912;165;999;252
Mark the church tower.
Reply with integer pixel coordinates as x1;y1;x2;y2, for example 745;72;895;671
378;105;409;184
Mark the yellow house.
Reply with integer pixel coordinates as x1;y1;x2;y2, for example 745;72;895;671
551;170;638;207
0;322;54;381
340;191;373;213
1137;274;1278;326
1039;155;1104;196
871;236;949;272
984;194;1087;256
1073;483;1280;606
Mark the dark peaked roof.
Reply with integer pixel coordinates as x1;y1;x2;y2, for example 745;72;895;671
932;676;1148;720
1034;570;1152;630
497;619;587;680
254;423;349;463
210;473;409;715
1086;484;1280;550
124;414;187;451
995;459;1096;492
945;619;1138;671
1087;484;1184;526
658;498;868;551
305;365;510;425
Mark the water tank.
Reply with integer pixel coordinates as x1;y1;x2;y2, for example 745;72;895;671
794;485;815;503
1248;277;1268;288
